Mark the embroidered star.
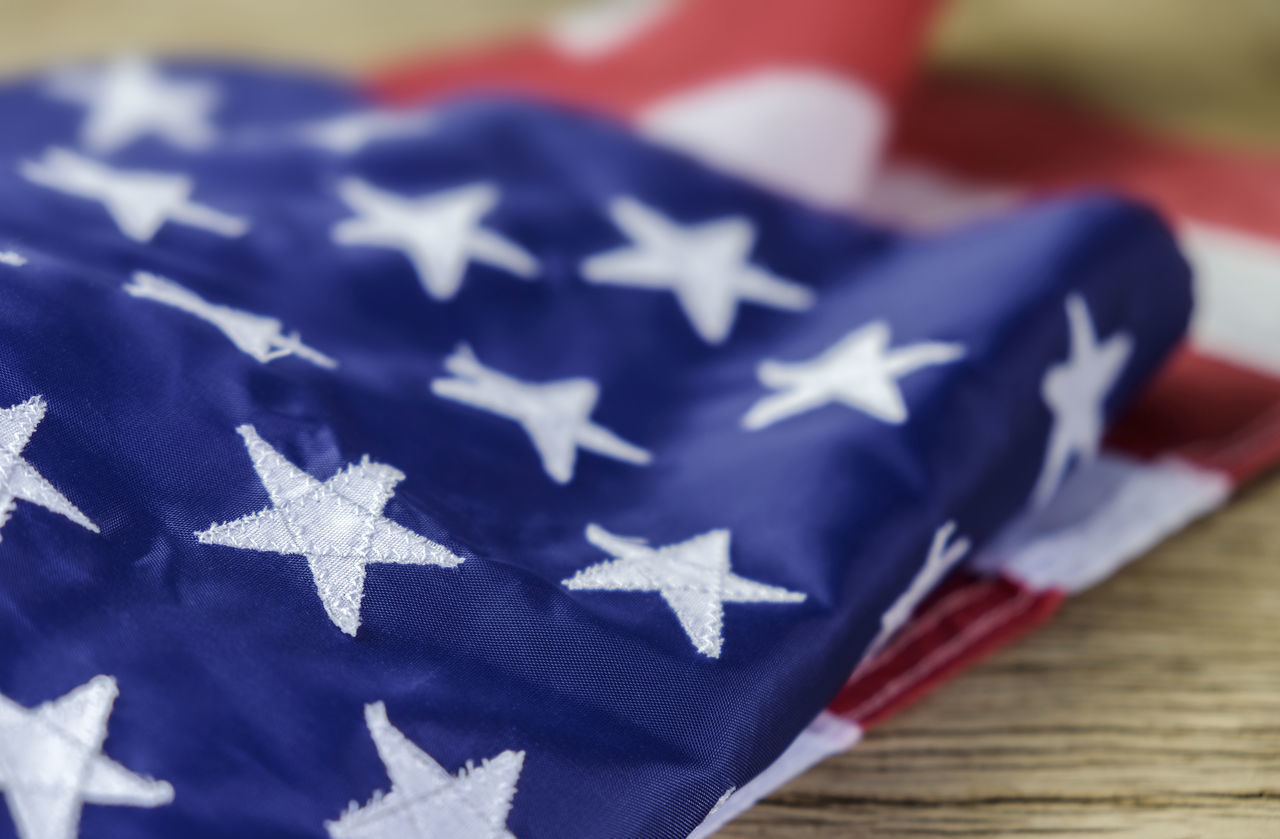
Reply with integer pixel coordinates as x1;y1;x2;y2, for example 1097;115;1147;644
704;787;737;821
327;701;524;839
580;197;814;344
195;425;462;636
563;523;806;658
687;787;738;839
866;520;970;657
46;55;219;155
0;251;26;267
431;344;652;484
1031;294;1133;507
742;321;965;430
0;395;98;539
126;272;337;369
297;108;433;154
0;675;174;839
332;178;539;301
20;148;248;243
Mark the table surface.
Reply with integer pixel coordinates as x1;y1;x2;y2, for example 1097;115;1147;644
4;2;1278;837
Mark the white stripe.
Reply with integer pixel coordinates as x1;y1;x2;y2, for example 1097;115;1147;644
1182;223;1280;376
973;453;1230;593
640;69;888;210
688;711;861;838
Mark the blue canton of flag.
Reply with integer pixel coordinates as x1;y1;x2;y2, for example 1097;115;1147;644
0;58;1189;839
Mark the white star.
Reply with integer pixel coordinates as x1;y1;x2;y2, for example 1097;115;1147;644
125;273;337;369
580;197;814;344
431;344;651;484
1032;294;1133;507
687;786;738;839
195;425;462;636
866;520;970;658
704;787;736;819
297;108;433;154
327;702;524;839
742;321;965;430
0;675;173;839
20;148;248;243
0;396;98;539
332;178;538;301
0;251;26;267
563;523;805;658
46;55;218;155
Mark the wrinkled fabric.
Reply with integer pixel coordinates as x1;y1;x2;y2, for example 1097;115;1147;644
0;63;1190;838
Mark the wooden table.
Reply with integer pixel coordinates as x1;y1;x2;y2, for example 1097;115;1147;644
5;2;1278;836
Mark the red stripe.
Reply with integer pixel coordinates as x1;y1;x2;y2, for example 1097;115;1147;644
890;77;1280;238
369;0;940;113
1107;347;1280;484
830;573;1062;728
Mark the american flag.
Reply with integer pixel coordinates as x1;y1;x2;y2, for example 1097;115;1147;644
0;2;1276;838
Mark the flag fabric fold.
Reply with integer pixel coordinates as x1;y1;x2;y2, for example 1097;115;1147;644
366;7;1280;833
0;44;1196;839
2;1;1277;837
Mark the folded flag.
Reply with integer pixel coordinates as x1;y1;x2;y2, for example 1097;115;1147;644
0;39;1201;839
372;1;1280;832
0;46;1192;839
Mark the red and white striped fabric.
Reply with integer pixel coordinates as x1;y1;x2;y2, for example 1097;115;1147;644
370;2;1280;831
374;0;940;210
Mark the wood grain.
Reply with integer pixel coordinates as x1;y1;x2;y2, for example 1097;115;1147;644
2;2;1277;836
